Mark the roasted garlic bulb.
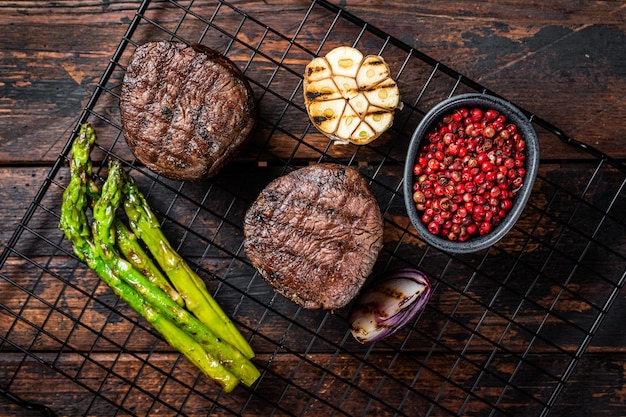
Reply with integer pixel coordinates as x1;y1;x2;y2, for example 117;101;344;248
303;46;401;145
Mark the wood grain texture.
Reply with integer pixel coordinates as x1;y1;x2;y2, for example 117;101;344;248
1;1;624;417
1;0;624;163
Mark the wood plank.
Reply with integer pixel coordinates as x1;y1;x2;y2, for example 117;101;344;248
1;351;625;417
1;1;624;165
3;156;625;255
2;161;625;356
1;1;624;416
0;168;45;248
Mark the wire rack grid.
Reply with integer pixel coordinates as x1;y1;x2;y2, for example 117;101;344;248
1;0;625;416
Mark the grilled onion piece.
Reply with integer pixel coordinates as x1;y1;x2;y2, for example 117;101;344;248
303;46;401;145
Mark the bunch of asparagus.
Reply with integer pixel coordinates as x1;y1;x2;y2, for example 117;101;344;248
59;123;260;392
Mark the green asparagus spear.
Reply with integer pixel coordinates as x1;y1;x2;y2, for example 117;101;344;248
121;173;255;359
59;123;97;263
88;248;240;392
92;160;260;387
64;125;184;308
140;302;240;391
115;218;185;307
60;124;258;391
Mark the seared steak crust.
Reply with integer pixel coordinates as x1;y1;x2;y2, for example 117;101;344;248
243;164;384;310
120;41;255;181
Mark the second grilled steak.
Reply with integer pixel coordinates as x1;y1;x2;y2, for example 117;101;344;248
243;163;384;310
120;41;256;181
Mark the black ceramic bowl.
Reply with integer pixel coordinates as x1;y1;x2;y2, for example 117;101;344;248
403;93;540;253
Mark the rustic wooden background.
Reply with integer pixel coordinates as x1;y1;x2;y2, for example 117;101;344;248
1;1;625;416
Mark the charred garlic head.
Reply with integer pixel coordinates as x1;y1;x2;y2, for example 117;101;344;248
303;46;401;145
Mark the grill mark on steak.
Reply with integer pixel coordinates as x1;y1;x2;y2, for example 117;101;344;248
260;193;378;256
243;163;384;310
120;41;256;181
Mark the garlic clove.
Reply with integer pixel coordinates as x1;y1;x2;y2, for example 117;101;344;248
325;46;364;78
307;98;346;135
304;78;342;102
363;77;400;110
304;56;332;82
356;55;391;90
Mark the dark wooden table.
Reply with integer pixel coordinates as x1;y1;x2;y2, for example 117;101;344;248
1;1;625;416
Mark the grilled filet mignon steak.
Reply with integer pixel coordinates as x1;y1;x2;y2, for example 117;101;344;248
120;41;256;181
243;163;384;310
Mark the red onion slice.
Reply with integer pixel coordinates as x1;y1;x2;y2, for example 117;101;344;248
348;268;432;343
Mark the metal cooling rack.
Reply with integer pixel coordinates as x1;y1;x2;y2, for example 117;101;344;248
1;0;625;416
